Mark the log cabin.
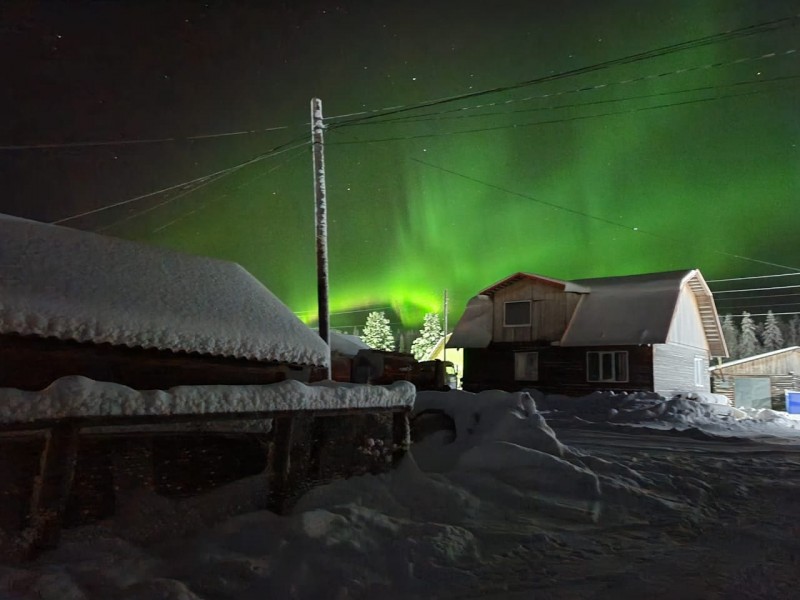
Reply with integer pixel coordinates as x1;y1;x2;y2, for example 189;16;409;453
0;213;329;389
0;215;413;556
448;269;728;397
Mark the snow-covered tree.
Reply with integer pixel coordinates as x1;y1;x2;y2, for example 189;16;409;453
738;312;761;358
362;311;395;351
761;310;785;352
410;313;444;360
787;315;800;347
721;314;739;360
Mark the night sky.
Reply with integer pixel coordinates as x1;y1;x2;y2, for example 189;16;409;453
2;1;799;330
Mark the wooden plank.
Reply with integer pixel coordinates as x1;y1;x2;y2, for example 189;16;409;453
266;416;295;514
392;411;411;464
26;423;79;555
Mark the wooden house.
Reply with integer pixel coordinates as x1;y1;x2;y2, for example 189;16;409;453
709;347;800;409
0;214;330;390
0;215;413;557
448;269;728;397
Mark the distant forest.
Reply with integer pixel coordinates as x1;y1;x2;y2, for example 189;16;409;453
721;311;800;361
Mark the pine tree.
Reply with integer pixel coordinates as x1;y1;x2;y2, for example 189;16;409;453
721;314;739;360
410;313;444;360
787;315;800;347
738;312;761;358
761;310;785;352
362;311;395;351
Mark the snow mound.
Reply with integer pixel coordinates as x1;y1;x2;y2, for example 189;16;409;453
536;388;800;439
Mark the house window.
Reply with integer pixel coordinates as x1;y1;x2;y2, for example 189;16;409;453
694;356;706;387
504;301;531;327
515;352;538;381
587;351;628;383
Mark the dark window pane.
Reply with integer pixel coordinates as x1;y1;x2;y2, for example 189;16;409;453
505;301;531;326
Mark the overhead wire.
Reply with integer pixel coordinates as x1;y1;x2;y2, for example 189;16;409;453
714;285;800;294
149;144;310;235
51;136;309;225
328;84;794;145
0;125;294;152
708;272;800;283
406;157;800;274
324;14;799;127
334;53;798;128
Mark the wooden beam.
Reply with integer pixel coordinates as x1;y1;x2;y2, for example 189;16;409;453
266;416;295;514
26;423;79;555
392;410;411;464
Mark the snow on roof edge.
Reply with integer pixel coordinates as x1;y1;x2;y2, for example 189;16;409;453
709;346;800;371
0;376;415;424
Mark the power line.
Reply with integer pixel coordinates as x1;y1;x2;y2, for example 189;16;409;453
723;312;800;317
335;55;798;128
325;14;799;127
716;301;800;309
0;125;293;152
328;85;791;145
51;137;309;225
149;144;309;235
708;272;800;283
714;284;800;294
715;292;800;302
406;157;800;274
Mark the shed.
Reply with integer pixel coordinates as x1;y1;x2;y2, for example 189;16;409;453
0;214;330;390
709;347;800;409
448;269;728;397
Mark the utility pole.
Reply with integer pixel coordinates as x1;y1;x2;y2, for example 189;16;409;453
311;98;331;378
443;289;448;364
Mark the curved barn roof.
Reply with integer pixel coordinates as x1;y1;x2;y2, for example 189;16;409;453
562;269;727;356
0;214;329;367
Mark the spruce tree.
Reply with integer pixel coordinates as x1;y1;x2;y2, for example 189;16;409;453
787;315;800;347
721;314;739;360
738;312;761;358
410;313;444;360
362;311;395;351
762;310;785;352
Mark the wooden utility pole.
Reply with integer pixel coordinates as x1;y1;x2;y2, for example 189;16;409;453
443;289;448;364
311;98;331;378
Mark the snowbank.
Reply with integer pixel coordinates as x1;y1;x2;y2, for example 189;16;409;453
0;376;415;424
6;386;800;599
534;388;800;439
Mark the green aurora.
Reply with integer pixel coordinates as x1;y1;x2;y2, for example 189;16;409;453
3;1;797;330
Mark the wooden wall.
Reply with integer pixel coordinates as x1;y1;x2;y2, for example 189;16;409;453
711;373;800;409
652;343;710;397
0;334;315;391
491;280;582;344
463;343;654;396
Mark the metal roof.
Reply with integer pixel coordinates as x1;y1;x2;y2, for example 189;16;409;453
562;269;728;356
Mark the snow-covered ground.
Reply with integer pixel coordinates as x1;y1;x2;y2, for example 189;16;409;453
3;386;800;599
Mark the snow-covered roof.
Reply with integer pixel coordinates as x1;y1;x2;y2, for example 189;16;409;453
449;269;727;356
709;346;800;371
0;214;329;366
562;269;726;355
447;294;493;348
0;376;415;424
329;330;369;357
480;272;590;295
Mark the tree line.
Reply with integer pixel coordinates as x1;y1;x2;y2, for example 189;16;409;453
721;311;800;361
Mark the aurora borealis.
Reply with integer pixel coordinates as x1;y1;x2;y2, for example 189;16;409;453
2;1;798;331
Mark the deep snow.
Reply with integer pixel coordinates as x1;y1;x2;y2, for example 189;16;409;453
3;386;800;599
